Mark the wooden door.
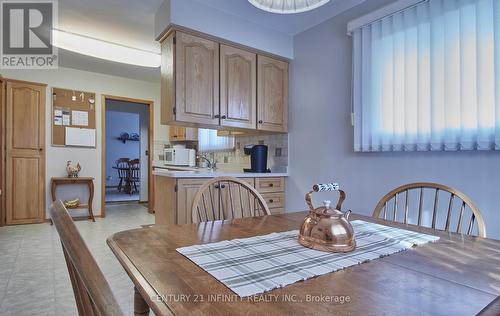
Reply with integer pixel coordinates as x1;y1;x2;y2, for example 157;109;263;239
220;45;256;129
5;81;46;224
257;55;288;132
177;179;218;224
0;80;4;226
175;32;220;126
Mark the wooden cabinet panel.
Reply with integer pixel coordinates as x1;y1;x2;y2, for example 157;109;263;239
5;81;45;225
255;177;285;193
154;176;177;225
257;55;288;133
175;32;219;126
155;176;285;225
177;178;219;224
219;178;256;219
261;192;284;209
169;125;198;142
160;33;175;125
160;28;289;133
220;45;256;129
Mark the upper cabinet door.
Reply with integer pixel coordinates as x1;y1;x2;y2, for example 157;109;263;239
257;55;288;133
175;32;220;126
220;45;256;129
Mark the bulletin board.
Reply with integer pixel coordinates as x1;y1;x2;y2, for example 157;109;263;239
52;87;97;147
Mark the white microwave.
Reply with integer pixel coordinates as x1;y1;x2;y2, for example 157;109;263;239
164;148;191;166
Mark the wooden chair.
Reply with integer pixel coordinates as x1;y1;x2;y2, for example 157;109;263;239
372;182;486;237
128;159;140;194
191;176;271;223
478;296;500;315
50;200;124;316
115;158;129;192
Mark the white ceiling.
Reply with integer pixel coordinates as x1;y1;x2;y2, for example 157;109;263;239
194;0;367;35
59;0;163;53
57;0;163;81
57;0;368;81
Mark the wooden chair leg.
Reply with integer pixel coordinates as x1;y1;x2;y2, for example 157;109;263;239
134;286;150;316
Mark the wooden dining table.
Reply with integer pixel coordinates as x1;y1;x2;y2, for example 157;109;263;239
107;212;500;316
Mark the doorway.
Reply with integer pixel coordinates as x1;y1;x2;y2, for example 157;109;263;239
101;95;154;216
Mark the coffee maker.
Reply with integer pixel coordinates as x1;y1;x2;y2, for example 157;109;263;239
243;144;270;173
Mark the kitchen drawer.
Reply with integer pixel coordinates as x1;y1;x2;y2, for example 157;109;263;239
261;192;284;209
255;177;285;193
269;208;284;215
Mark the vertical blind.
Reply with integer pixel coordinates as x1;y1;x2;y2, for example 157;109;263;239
197;128;235;153
352;0;500;151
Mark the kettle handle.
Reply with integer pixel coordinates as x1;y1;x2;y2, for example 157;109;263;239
344;210;352;220
305;184;346;211
313;183;340;192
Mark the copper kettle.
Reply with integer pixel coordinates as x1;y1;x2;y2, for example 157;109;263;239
298;183;356;253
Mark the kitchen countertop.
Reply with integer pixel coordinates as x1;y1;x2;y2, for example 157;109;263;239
152;168;288;178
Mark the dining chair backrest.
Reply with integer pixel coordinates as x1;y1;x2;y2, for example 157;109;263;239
191;176;271;223
478;296;500;315
115;158;130;179
372;182;486;237
128;159;140;180
50;200;123;316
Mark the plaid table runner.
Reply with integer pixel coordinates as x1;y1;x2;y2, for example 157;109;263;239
177;220;439;297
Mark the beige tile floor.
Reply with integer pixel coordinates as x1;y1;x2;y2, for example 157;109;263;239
0;203;155;316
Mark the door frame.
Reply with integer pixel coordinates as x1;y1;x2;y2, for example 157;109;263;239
0;79;4;226
101;95;154;216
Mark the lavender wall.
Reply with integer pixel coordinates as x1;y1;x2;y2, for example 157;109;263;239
287;4;500;240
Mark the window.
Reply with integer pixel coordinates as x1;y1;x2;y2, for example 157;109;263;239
197;128;235;153
352;0;500;151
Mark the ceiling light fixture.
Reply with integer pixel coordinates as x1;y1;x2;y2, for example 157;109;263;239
248;0;330;14
52;29;161;68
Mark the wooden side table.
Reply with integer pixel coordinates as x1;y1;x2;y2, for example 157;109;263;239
50;177;95;222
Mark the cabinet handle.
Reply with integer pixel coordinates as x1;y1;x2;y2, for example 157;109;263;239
221;115;227;119
269;183;274;187
214;114;220;119
220;184;226;189
214;184;219;189
258;120;263;124
269;199;274;203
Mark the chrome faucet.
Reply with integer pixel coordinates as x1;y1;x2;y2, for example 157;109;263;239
197;153;217;170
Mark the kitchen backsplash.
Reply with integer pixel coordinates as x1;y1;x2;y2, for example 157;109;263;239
213;133;289;172
154;132;288;172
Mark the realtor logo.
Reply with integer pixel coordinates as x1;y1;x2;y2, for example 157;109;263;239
1;0;58;68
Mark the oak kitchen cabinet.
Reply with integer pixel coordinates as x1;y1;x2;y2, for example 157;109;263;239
257;55;288;132
154;175;285;225
220;44;256;129
160;27;288;133
169;125;198;142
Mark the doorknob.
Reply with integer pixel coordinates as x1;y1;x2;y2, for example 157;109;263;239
39;148;43;151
